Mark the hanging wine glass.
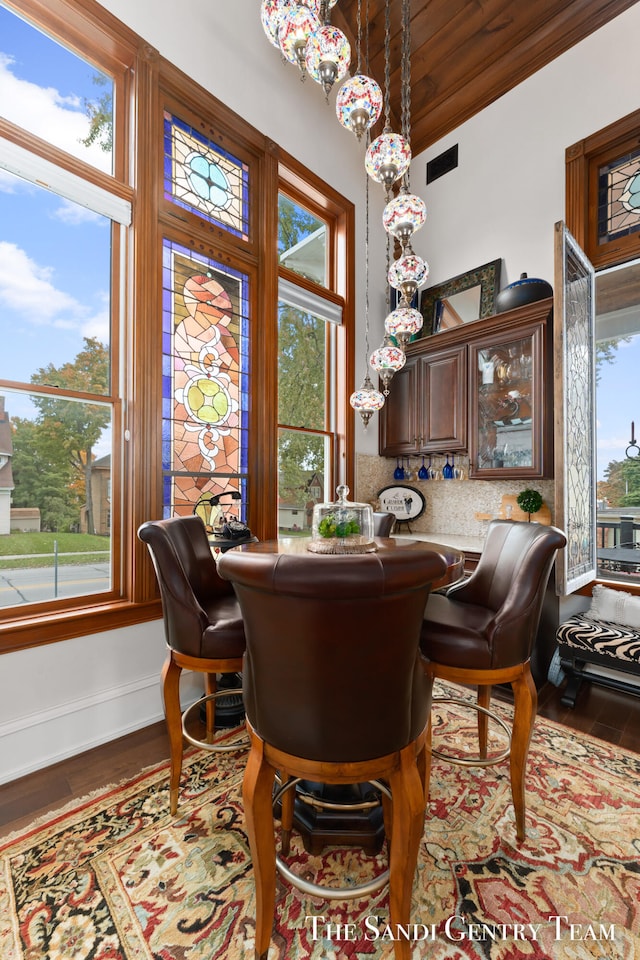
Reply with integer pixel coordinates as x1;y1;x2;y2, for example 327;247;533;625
418;456;429;480
442;454;454;479
394;458;405;480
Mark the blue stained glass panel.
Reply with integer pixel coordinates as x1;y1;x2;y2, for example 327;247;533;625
161;238;250;518
163;112;249;241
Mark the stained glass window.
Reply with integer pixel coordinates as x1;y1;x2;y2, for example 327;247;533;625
163;113;249;240
598;150;640;245
162;239;250;519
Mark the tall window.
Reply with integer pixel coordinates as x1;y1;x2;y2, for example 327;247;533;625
0;0;354;651
0;2;128;611
276;187;349;534
594;261;640;584
567;110;640;589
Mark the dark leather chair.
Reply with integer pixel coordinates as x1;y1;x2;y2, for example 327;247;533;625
373;510;395;536
218;544;447;960
420;519;566;842
138;515;246;815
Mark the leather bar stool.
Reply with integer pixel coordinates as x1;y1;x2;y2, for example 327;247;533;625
373;510;395;537
218;543;447;960
420;519;566;842
138;515;247;815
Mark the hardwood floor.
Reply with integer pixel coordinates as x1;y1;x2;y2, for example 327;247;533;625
1;680;639;840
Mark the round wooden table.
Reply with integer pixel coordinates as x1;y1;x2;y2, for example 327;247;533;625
226;535;465;853
232;534;464;587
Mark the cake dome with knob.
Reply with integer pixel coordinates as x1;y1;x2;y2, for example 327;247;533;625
307;484;376;554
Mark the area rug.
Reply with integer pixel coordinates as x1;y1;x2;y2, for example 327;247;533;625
1;683;639;960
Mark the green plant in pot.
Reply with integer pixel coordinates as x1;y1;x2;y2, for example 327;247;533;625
517;488;543;522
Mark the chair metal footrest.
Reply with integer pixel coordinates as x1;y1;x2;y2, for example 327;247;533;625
273;777;390;900
181;690;249;751
432;696;511;767
277;775;387;813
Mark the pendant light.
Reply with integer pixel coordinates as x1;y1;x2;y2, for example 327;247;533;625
305;18;351;97
365;0;410;194
278;3;321;72
384;305;423;348
261;0;297;48
383;189;427;247
382;0;426;249
336;0;382;140
350;160;385;426
369;335;406;395
388;251;429;303
381;0;427;349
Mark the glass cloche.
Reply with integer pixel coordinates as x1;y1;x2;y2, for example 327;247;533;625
307;485;376;554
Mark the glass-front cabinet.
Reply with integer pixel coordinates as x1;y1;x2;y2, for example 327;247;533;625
378;298;554;479
469;320;549;479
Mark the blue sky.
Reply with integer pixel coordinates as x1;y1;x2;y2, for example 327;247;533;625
596;333;640;480
0;2;112;419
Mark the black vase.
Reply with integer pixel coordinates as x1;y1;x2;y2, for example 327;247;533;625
495;272;553;313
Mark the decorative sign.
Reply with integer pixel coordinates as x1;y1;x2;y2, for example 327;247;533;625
377;485;426;522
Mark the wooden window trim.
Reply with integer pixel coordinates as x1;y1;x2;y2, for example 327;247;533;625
565;109;640;597
1;0;355;654
278;152;355;492
566;107;640;270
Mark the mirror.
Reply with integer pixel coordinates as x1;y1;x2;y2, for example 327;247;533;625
419;258;502;338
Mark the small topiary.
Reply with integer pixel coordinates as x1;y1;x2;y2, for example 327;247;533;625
517;488;543;521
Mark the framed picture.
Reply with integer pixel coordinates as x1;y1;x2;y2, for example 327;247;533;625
419;258;502;338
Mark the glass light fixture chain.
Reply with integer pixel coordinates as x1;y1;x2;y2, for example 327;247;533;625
383;0;391;129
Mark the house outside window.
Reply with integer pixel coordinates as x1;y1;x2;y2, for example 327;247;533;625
0;1;129;613
0;0;354;650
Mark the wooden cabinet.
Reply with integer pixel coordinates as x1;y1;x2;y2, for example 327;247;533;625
379;345;467;456
468;321;549;478
378;298;553;478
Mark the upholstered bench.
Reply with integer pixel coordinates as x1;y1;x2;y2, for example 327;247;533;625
556;584;640;707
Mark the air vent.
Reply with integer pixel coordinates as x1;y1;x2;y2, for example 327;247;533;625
426;144;458;184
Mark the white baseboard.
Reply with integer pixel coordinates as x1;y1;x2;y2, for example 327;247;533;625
0;670;203;786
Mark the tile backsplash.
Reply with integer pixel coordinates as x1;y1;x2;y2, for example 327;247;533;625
355;453;555;539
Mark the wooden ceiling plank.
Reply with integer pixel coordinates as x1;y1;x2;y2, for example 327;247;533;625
334;0;638;154
410;0;638;150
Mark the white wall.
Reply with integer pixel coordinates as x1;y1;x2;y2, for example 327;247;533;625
2;1;639;783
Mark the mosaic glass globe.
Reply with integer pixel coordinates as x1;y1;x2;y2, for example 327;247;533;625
261;0;297;48
388;253;429;301
384;305;424;348
365;131;411;190
278;4;321;69
369;338;406;393
350;373;385;427
382;191;427;246
335;74;383;139
305;24;351;95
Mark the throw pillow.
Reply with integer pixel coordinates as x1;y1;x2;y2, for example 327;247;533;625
587;583;640;630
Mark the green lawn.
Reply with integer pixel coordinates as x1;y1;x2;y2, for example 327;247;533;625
0;532;110;569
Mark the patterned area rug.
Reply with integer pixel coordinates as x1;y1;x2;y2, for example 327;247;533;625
1;682;639;960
